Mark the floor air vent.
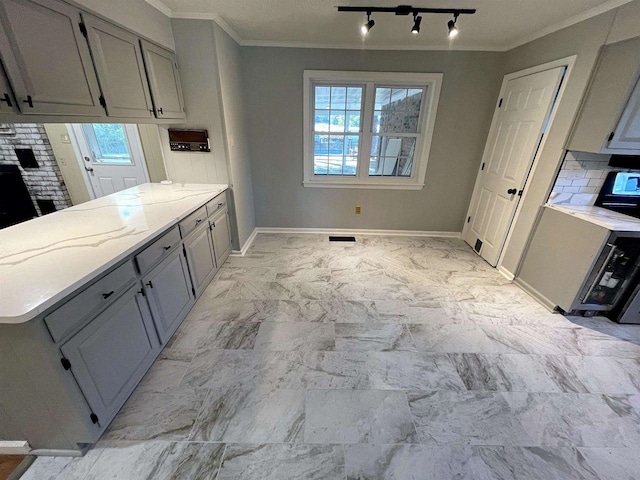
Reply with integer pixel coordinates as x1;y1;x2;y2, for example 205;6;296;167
474;239;483;253
329;236;356;242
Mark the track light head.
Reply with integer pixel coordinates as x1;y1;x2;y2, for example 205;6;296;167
411;14;422;34
448;13;459;39
361;12;375;34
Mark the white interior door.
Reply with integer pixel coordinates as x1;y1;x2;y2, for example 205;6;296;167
463;66;565;266
70;124;149;198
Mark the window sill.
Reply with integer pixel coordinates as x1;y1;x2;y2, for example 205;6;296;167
303;181;425;190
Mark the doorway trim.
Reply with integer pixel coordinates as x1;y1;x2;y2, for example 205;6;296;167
463;54;577;272
67;124;150;200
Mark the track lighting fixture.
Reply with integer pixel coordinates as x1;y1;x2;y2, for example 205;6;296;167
448;13;459;39
361;12;375;34
411;14;421;34
338;5;475;38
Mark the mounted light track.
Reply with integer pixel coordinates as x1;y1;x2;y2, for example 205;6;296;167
361;11;375;34
411;14;422;34
338;5;476;38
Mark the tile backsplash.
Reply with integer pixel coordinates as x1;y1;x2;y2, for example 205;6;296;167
549;151;618;206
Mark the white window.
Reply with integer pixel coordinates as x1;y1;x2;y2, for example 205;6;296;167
303;71;442;190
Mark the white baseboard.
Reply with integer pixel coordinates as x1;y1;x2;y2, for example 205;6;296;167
230;227;259;257
230;227;460;257
497;265;515;281
0;440;30;455
514;278;557;312
254;227;462;238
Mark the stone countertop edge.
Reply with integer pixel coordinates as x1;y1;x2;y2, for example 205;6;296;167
546;204;640;233
0;183;228;325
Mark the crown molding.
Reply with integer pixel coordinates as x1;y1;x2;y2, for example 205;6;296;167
505;0;633;50
144;0;172;17
239;39;506;51
145;0;631;52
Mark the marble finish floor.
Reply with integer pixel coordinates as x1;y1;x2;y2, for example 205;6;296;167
22;234;640;479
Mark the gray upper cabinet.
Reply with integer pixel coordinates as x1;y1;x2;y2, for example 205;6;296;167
60;286;159;426
140;39;185;120
567;36;640;154
608;77;640;151
0;0;104;116
142;249;193;344
82;13;153;119
184;224;217;297
0;65;18;115
211;208;232;266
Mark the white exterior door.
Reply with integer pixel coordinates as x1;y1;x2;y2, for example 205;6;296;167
463;66;565;266
70;123;149;198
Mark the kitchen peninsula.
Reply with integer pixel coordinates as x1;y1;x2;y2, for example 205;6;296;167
0;183;231;454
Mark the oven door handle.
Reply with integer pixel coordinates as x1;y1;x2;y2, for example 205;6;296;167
581;243;617;302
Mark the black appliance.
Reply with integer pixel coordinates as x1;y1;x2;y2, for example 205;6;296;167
0;164;37;229
595;171;640;219
168;129;210;152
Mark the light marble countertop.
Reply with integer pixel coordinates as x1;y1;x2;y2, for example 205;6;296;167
547;204;640;232
0;183;227;324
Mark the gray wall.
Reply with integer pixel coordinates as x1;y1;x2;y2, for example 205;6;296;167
242;48;503;231
213;24;257;249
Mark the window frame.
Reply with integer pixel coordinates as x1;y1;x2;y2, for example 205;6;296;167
303;70;443;190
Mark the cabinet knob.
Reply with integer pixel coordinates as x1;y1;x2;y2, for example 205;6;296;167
102;290;115;299
158;107;163;115
146;281;154;288
0;93;12;107
196;219;202;225
23;95;33;108
163;245;172;251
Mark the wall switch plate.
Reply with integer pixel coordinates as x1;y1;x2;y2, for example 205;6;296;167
61;134;71;144
355;206;361;214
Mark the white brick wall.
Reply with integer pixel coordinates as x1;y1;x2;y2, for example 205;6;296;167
549;151;627;206
0;123;71;215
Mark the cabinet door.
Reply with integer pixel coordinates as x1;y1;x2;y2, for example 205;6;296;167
0;0;104;116
82;13;153;119
608;77;640;150
184;225;217;297
143;249;193;344
140;40;185;120
60;286;159;426
0;64;18;115
211;209;232;266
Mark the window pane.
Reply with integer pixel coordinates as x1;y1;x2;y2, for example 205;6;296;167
346;87;362;109
314;111;329;131
373;87;424;134
369;136;417;177
315;86;330;109
346;110;361;132
329;111;346;132
83;124;133;165
330;87;346;109
314;157;329;175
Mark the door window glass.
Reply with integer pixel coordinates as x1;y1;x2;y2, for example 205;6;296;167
82;124;134;165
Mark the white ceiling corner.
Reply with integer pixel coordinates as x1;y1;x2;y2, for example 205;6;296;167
144;0;635;52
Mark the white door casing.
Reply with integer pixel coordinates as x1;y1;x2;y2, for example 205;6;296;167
463;66;566;267
69;124;150;198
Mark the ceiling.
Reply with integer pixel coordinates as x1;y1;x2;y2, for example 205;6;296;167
145;0;633;51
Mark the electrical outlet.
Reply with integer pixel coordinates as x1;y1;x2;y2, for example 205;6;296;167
58;156;66;166
355;206;361;214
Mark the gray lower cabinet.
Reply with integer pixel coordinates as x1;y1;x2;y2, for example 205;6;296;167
210;208;232;265
142;249;194;344
60;285;159;427
184;224;217;297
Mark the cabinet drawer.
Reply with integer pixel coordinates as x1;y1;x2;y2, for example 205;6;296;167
45;261;136;343
179;206;207;238
206;193;227;217
135;226;181;274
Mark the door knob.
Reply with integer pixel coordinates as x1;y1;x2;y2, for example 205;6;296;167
84;166;94;173
507;188;517;195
